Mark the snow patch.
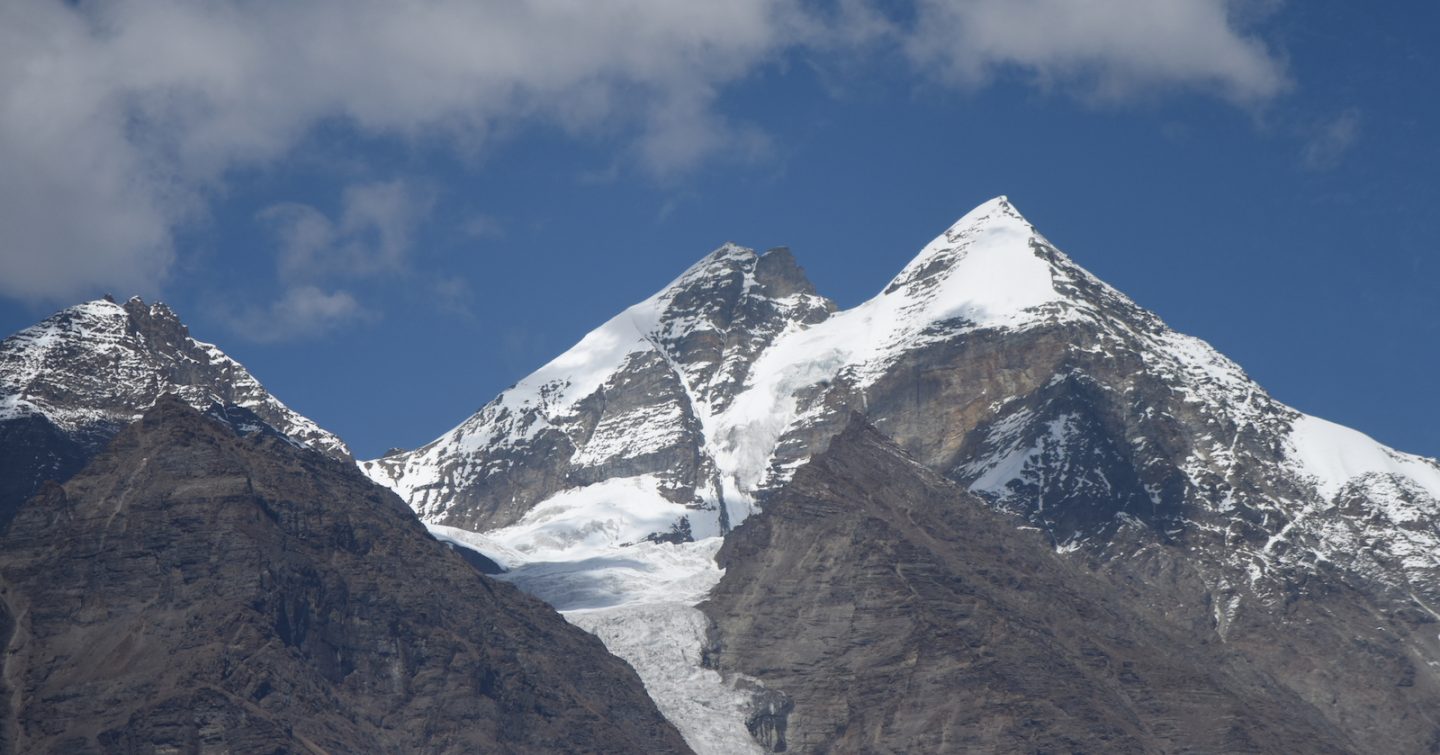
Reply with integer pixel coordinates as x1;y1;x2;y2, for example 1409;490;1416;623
1287;414;1440;501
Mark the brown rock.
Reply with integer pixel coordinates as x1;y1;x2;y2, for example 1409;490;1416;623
0;395;691;754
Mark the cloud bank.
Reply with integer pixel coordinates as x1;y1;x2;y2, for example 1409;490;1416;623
0;0;1288;313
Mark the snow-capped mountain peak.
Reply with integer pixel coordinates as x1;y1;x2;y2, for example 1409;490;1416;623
362;242;833;533
0;296;350;522
356;197;1440;752
885;195;1051;305
1;296;346;456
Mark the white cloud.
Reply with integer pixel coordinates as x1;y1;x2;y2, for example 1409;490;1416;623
0;0;798;303
1301;110;1362;171
906;0;1288;103
241;179;432;341
221;285;369;343
0;0;1291;306
263;180;435;282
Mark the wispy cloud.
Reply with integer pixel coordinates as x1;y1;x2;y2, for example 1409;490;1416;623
459;214;506;240
1301;110;1362;172
237;179;432;341
220;285;370;343
905;0;1288;103
263;180;435;282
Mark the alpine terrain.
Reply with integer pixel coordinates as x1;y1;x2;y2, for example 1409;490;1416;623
366;197;1440;753
0;295;349;527
3;196;1437;753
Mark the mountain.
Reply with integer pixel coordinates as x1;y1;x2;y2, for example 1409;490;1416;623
0;296;348;526
0;395;690;753
367;197;1440;752
363;244;833;535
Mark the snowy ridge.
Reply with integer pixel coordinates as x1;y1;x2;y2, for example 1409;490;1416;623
1287;414;1440;501
372;197;1118;751
0;296;349;459
362;242;833;531
366;198;1087;527
1270;414;1440;593
707;196;1086;500
922;218;1440;603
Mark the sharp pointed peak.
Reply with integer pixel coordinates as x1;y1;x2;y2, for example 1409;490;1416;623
64;297;126;315
891;195;1043;280
692;240;757;269
941;195;1033;237
647;242;759;300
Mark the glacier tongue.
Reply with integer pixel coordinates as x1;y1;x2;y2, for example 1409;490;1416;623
428;477;764;755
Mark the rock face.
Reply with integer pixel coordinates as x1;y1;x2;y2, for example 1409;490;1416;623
363;244;832;535
0;395;690;754
701;418;1358;753
0;297;349;527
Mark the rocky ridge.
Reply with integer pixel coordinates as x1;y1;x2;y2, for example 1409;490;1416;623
0;296;348;526
701;417;1357;753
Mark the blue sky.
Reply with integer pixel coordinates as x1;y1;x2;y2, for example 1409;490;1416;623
1;0;1437;460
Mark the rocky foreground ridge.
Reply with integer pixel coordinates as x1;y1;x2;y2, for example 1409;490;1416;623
0;395;689;753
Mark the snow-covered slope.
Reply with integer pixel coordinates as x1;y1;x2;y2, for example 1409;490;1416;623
706;196;1086;500
363;244;832;535
0;296;349;519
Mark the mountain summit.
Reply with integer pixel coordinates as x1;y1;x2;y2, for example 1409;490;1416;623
0;296;348;525
362;242;834;535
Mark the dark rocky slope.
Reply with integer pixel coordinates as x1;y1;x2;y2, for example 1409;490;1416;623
701;417;1358;753
0;395;690;754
